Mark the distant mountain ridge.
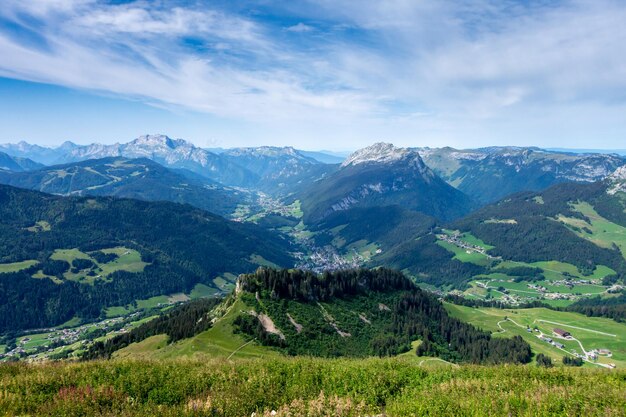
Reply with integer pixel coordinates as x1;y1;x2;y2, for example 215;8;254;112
0;157;249;216
0;151;42;172
418;146;626;204
0;142;62;165
0;135;337;194
5;136;624;203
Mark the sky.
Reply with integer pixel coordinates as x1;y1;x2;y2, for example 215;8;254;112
0;0;625;150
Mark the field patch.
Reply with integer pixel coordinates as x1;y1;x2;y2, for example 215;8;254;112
190;283;219;299
437;241;493;266
446;304;626;369
48;247;148;284
24;221;51;232
558;201;626;257
249;254;280;268
0;260;38;274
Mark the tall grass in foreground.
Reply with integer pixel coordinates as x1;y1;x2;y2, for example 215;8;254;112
0;357;624;416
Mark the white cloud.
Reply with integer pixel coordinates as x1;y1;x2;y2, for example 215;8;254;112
0;0;625;148
286;23;314;33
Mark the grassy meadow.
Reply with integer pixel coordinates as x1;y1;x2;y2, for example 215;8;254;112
0;358;624;416
112;297;278;360
446;304;626;368
0;259;38;273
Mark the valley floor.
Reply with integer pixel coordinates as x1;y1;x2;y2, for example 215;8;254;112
0;358;623;416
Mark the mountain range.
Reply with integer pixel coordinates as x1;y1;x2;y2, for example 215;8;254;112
0;135;338;194
4;136;625;206
418;146;626;204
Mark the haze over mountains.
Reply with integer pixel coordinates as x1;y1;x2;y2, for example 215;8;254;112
0;151;42;172
1;135;337;194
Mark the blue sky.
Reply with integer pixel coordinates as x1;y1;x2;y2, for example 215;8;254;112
0;0;625;150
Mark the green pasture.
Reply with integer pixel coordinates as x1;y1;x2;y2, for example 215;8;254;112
446;304;626;368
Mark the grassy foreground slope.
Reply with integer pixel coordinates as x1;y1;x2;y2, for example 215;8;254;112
112;297;279;360
1;359;624;416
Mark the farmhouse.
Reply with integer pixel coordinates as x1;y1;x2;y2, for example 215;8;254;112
553;328;571;338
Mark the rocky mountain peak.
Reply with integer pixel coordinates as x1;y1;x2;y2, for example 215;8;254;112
342;142;424;168
57;141;79;151
131;134;182;149
607;165;626;195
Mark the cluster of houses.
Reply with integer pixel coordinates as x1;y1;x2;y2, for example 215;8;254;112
534;327;615;367
526;283;582;301
538;334;565;350
295;245;364;273
543;292;576;300
437;232;496;259
552;278;599;287
1;315;134;361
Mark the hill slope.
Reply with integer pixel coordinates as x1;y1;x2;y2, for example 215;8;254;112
86;268;532;365
0;157;249;216
230;268;531;363
0;151;42;172
377;172;626;298
0;185;294;332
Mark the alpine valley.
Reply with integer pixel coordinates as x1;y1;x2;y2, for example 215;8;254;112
1;135;626;415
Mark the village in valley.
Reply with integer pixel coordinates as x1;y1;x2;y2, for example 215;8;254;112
0;310;165;362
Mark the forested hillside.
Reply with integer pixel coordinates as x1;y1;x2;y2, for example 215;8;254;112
309;205;436;251
378;179;626;294
0;185;294;332
454;181;626;275
234;268;531;364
